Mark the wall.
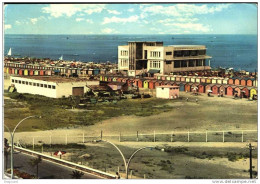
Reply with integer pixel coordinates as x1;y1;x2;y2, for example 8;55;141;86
11;76;57;98
156;87;170;99
118;45;129;70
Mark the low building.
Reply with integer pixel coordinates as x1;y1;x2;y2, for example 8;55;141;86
156;85;179;99
10;76;99;98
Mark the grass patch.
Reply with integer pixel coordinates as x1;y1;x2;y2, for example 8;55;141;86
4;92;174;132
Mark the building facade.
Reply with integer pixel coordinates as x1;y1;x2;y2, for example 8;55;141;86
118;41;212;76
156;85;180;99
10;76;99;98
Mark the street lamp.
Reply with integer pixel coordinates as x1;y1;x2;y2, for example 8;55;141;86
4;115;41;179
93;139;155;179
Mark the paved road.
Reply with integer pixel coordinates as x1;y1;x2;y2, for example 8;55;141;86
4;151;102;179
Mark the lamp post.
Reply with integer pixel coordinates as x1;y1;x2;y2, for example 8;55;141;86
94;140;154;179
4;115;41;179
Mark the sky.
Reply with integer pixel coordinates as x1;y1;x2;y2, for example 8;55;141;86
3;3;257;35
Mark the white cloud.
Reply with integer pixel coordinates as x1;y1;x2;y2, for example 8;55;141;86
159;17;198;24
86;19;93;24
4;24;12;30
140;4;230;18
101;28;119;34
42;4;106;18
30;18;38;24
167;22;211;32
107;9;121;15
102;15;139;24
128;8;134;12
76;18;84;22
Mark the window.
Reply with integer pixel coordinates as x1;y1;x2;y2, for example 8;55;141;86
40;84;43;87
166;52;172;55
48;85;51;89
44;84;47;88
37;83;40;87
166;61;171;65
12;79;14;83
120;59;128;67
18;80;21;84
26;82;28;85
52;85;56;89
33;83;36;86
121;50;128;56
174;51;183;57
150;51;161;58
22;81;25;84
162;88;164;90
29;82;32;85
174;61;181;68
15;80;18;83
150;61;161;69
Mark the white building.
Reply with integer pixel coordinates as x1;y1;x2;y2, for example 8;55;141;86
156;85;180;99
10;76;99;98
118;41;212;76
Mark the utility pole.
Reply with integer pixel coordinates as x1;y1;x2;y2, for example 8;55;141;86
247;143;255;179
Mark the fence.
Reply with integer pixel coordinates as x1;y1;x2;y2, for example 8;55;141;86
7;130;257;147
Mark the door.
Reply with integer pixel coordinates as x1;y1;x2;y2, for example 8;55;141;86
72;87;84;96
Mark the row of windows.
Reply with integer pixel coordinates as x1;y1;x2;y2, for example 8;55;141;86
174;50;206;57
12;79;56;89
120;50;128;56
150;61;161;69
174;60;205;68
161;87;178;90
5;63;53;70
120;59;128;67
150;51;161;58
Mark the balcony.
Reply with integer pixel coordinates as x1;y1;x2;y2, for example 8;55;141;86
173;55;212;60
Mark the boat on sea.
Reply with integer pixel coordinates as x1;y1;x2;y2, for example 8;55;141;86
7;48;11;56
59;55;63;60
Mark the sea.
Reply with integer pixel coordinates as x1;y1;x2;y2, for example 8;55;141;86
4;34;258;72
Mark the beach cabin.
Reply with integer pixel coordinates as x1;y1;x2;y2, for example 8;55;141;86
198;84;205;93
166;76;171;81
6;68;9;74
247;79;253;87
212;85;219;94
181;76;186;82
149;80;156;89
88;69;93;75
226;86;234;96
240;79;246;86
212;78;217;84
190;77;196;83
179;83;185;91
206;78;212;84
11;68;15;75
122;78;128;83
143;80;149;89
99;76;103;81
185;83;191;92
34;70;39;76
18;69;23;76
195;77;201;83
40;70;44;76
185;77;191;83
217;78;223;84
46;70;52;76
156;85;180;99
253;79;257;87
250;88;257;99
228;79;234;85
234;87;241;97
9;68;12;74
113;77;118;82
107;77;113;82
206;84;212;93
93;69;100;75
157;76;161;80
219;86;225;95
241;87;249;98
222;78;228;85
155;81;162;87
23;69;28;76
171;76;176;81
15;69;18;75
234;78;240;86
161;76;166;81
176;76;181;82
200;77;207;83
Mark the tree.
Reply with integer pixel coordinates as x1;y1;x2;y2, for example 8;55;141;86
70;170;84;179
29;155;42;178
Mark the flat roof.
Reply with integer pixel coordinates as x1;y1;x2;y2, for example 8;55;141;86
168;45;205;48
12;76;98;83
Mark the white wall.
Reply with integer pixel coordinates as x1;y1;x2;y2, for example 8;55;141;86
11;76;57;98
10;76;99;98
156;87;170;99
118;45;129;70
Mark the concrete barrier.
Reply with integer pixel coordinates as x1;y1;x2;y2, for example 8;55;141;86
14;146;116;179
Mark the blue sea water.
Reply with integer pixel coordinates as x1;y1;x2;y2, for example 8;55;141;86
4;34;258;72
